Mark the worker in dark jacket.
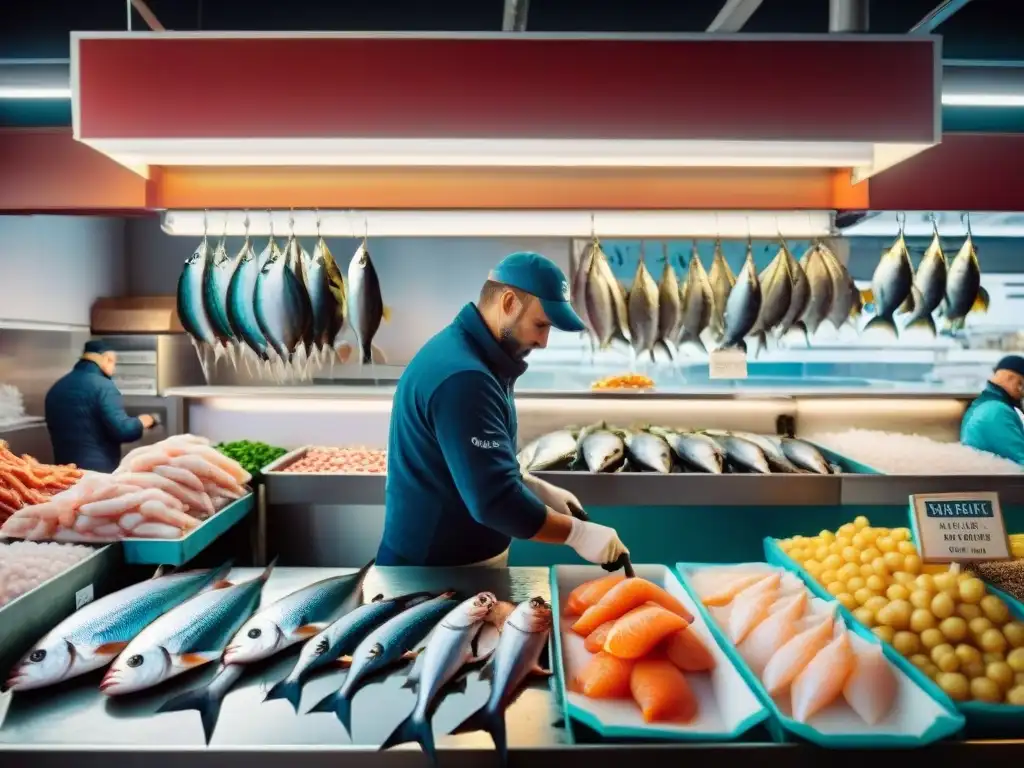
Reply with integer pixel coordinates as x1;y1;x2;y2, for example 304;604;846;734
44;341;158;473
961;355;1024;465
379;251;629;567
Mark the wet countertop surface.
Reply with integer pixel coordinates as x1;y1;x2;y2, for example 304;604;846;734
0;566;563;752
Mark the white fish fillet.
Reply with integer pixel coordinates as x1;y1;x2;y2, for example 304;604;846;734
842;642;897;725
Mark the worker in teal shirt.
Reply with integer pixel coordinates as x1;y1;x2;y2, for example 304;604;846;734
379;251;630;567
961;355;1024;465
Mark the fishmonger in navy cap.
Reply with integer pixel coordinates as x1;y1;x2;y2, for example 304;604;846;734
377;251;628;569
961;355;1024;466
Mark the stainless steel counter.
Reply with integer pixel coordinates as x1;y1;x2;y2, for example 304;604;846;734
0;566;561;755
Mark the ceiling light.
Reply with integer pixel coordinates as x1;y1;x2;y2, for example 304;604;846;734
0;86;71;99
161;209;835;239
941;93;1024;107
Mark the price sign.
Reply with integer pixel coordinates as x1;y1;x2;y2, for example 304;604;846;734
75;583;95;610
909;491;1011;563
709;349;748;380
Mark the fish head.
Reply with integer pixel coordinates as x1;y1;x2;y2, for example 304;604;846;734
521;597;553;631
100;645;171;695
366;642;385;659
467;592;498;621
5;638;76;692
222;616;284;664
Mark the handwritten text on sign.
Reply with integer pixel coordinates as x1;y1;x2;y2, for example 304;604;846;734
910;492;1010;563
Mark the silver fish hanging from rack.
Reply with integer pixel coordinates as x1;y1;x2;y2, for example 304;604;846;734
254;234;313;365
226;236;271;361
345;239;390;365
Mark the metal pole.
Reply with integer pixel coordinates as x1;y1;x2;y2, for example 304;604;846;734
502;0;530;32
828;0;869;32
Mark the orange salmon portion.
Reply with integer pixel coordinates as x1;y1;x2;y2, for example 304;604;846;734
630;659;699;724
584;620;617;653
663;627;716;672
603;604;689;660
566;573;625;616
572;651;634;699
571;578;693;636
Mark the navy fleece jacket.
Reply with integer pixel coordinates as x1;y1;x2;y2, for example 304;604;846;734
44;360;143;473
378;303;547;566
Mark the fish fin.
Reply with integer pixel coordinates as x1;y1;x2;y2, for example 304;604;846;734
94;641;129;656
211;580;234;590
334;655;354;668
780;321;809;348
862;315;899;340
179;651;219;668
382;306;392;323
293;624;326;638
264;677;303;713
531;664;553;677
677;331;707;357
449;703;488;736
446;674;469;695
405;650;426;685
258;557;278;584
371;593;384;602
972;286;990;314
379;712;436;762
157;683;225;744
897;287;918;315
401;676;419;691
477;659;495;683
370;345;388;364
152;565;169;579
307;690;338;714
904;315;937;337
654;339;675;362
468;623;500;663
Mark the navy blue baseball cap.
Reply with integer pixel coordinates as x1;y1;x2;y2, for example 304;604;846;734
489;251;586;333
83;339;114;355
996;355;1024;377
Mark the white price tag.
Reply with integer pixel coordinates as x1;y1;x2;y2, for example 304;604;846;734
708;349;748;379
909;492;1011;563
75;584;95;610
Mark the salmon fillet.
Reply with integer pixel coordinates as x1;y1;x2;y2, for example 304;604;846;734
603;604;689;660
662;627;716;672
566;573;625;616
571;578;693;636
572;651;634;699
584;620;617;653
630;659;698;723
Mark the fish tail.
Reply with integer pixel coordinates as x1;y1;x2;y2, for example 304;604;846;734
264;677;302;713
780;321;808;348
862;315;899;340
905;314;937;337
452;705;508;766
677;331;706;357
334;692;354;734
157;684;225;744
379;711;436;763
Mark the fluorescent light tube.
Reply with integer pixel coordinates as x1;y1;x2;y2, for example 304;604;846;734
942;93;1024;107
0;86;72;99
162;209;835;239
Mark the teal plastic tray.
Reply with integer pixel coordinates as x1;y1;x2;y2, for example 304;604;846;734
121;493;254;566
550;564;769;742
764;536;1024;732
675;561;964;748
805;440;885;476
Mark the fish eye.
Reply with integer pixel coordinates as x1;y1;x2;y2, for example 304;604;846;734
29;650;46;663
126;655;144;668
314;639;329;656
248;628;262;639
368;643;383;658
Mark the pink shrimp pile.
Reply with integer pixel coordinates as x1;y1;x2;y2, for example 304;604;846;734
0;435;251;542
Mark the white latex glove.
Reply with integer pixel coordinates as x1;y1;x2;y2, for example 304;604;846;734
565;517;629;565
522;473;585;518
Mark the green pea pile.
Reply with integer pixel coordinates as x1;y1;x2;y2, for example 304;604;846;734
215;440;287;483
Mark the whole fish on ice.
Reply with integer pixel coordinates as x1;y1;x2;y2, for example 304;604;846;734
578;424;626;473
379;593;499;762
158;561;373;742
708;432;770;474
346;240;390;365
4;563;230;692
649;428;724;474
266;591;435;713
452;597;553;766
625;430;673;474
518;429;577;472
311;591;459;736
226;236;271;360
100;561;274;695
778;437;831;475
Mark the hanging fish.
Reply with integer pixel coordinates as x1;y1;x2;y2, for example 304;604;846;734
943;228;986;332
656;251;681;361
707;238;735;339
254;234;313;363
584;251;616;348
346;240;390;365
863;229;914;339
777;247;810;345
226;236;271;360
303;237;344;359
571;240;598;336
799;243;834;337
818;242;858;332
593;246;631;345
748;241;792;354
177;237;221;373
905;225;947;336
291;237;317;356
720;242;762;352
317;237;349;354
202;235;238;347
627;251;660;361
677;243;714;356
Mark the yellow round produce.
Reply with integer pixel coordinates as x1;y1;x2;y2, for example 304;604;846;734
846;576;866;593
956;603;983;622
910;608;937;633
1007;647;1024;673
987;661;1015;690
931;592;955;620
910;653;931;670
970;676;1002;703
920;628;946;650
970;617;994;639
958;578;985;605
981;628;1009;654
939;617;969;643
1003;621;1024;648
931;643;955;663
937;672;970;701
892;630;920;656
854;587;878;606
837;593;858;611
909;590;933;611
853;606;876;627
873;625;895;644
980;594;1011;625
962;660;986;680
886;584;910;602
1007;685;1024;705
983;651;1006;665
955;644;982;666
